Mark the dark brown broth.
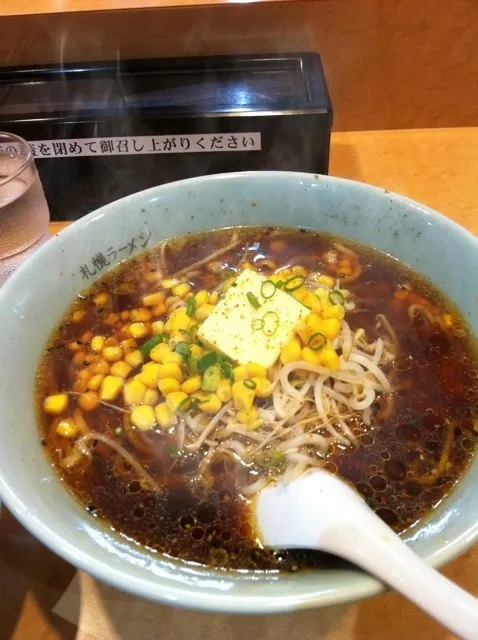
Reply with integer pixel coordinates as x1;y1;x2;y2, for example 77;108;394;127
36;227;477;571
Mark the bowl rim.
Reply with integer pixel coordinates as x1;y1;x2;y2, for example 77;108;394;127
0;170;477;614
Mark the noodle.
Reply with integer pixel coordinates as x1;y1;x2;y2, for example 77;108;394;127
75;432;160;491
169;232;240;279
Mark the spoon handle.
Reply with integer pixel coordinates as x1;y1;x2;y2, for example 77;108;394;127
321;509;478;640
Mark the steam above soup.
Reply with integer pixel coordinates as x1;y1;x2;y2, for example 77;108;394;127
36;228;477;570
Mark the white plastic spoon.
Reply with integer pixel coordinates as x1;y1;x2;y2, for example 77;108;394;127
256;470;478;640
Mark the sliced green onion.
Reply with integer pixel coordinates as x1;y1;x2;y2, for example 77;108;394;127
217;355;234;382
221;268;237;280
261;280;276;299
275;280;284;289
140;335;164;358
189;357;198;375
197;352;218;372
284;275;305;292
177;396;199;414
246;291;261;309
163;444;183;456
175;342;191;359
202;365;221;391
251;318;265;331
255;449;286;470
262;310;280;337
185;296;197;318
243;378;257;390
328;289;344;305
308;332;327;351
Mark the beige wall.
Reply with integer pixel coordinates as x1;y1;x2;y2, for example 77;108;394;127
1;0;477;131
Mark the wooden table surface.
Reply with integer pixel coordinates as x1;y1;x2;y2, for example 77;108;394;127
5;128;478;640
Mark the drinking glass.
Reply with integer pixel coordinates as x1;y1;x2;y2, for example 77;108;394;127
0;132;50;285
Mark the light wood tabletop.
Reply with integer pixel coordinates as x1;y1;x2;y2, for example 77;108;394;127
4;127;477;640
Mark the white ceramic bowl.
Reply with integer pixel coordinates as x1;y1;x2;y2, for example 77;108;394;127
0;172;476;613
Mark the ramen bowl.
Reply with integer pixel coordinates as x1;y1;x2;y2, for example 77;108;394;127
0;172;476;613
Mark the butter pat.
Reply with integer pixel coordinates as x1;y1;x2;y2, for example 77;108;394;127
198;269;308;368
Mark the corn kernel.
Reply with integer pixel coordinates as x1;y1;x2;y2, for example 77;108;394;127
101;346;123;363
246;362;268;379
78;368;93;382
144;388;160;406
162;278;180;289
150;343;171;363
144;266;162;283
195;290;209;306
100;375;124;401
208;291;219;305
172;283;191;298
162;351;183;366
181;375;202;395
301;347;322;365
196;304;215;321
189;344;203;359
158;377;181;395
191;390;209;402
68;340;83;352
90;336;105;353
104;337;119;347
56;418;78;438
124;379;147;405
125;349;144;369
155;402;176;428
142;291;166;307
321;318;341;341
43;393;68;415
306;314;324;333
152;303;167;317
216;379;232;403
93;292;110;307
78;391;100;412
269;239;286;252
129;322;149;339
138;362;162;388
72;309;86;323
280;339;302;365
338;259;352;276
167;308;191;333
130;307;153;322
198;393;222;414
82;354;99;364
103;313;120;327
254;378;273;398
120;310;130;322
233;365;247;382
120;338;137;354
110;361;133;379
72;350;87;365
442;313;453;328
157;363;183;382
89;359;110;375
151;320;165;336
72;380;88;394
232;381;255;412
165;391;188;412
323;304;345;320
131;405;156;431
317;275;335;288
87;373;104;391
314;287;331;311
237;407;260;427
319;347;339;370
